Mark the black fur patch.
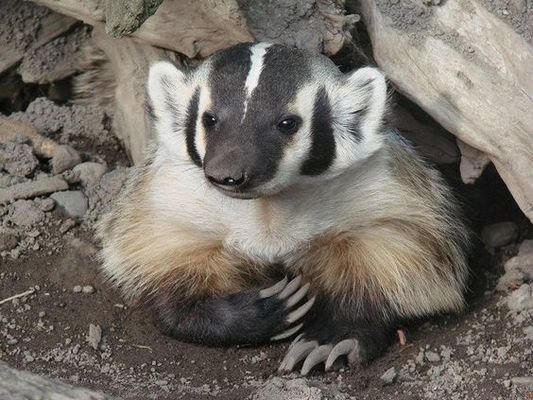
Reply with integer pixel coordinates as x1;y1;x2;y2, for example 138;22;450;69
300;87;336;176
302;294;395;364
185;87;202;167
203;44;315;190
156;285;299;346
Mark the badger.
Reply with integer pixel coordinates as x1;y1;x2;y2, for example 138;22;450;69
98;42;469;375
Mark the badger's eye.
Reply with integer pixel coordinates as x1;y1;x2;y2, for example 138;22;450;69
202;112;217;129
277;116;300;135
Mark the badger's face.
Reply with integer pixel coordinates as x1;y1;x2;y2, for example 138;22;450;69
148;43;387;199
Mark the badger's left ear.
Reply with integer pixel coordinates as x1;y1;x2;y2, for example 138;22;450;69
333;67;388;142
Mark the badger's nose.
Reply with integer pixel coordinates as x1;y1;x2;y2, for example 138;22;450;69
206;170;247;188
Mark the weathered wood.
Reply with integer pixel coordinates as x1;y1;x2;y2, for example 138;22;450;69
90;25;169;164
0;361;117;399
360;0;533;222
30;0;253;58
0;116;59;158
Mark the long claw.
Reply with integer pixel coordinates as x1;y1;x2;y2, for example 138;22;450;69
324;339;359;370
278;275;302;299
286;296;316;324
290;333;304;348
301;344;332;375
346;340;362;365
285;282;310;308
259;276;288;298
279;340;318;372
271;323;303;341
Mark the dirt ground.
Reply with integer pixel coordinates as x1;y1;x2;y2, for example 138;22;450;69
1;1;532;399
0;217;532;399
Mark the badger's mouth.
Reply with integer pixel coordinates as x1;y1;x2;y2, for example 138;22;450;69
208;183;262;200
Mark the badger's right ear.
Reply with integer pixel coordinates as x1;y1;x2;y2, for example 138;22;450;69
147;61;187;121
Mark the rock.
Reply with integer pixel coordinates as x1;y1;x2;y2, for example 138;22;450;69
73;285;82;293
0;229;18;251
82;285;94;294
252;377;351;400
507;283;533;312
0;141;39;177
518;240;533;257
87;324;102;350
6;200;45;226
51;145;81;175
50;191;88;219
511;376;533;388
497;253;533;291
73;162;106;188
457;139;491;184
37;197;55;212
480;222;519;248
0;176;69;204
59;218;77;233
380;367;397;385
0;361;117;399
425;351;441;363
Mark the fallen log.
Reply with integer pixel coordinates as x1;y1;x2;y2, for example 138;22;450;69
30;0;254;58
359;0;533;222
86;25;172;164
0;361;116;400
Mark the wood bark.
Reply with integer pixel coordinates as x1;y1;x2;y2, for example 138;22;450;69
0;361;116;399
359;0;533;222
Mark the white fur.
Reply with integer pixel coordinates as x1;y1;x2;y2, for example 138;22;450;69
242;43;272;123
327;67;387;175
148;143;392;264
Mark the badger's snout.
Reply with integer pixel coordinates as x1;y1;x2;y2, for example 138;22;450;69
202;146;263;198
204;159;248;190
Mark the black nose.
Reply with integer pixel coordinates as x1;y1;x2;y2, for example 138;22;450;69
207;172;246;188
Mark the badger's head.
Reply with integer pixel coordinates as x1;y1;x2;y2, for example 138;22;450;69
148;43;387;199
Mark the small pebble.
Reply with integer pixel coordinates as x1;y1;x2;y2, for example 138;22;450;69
380;367;397;385
82;285;95;294
425;351;441;363
73;285;82;293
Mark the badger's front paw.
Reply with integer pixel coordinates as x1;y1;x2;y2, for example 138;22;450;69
277;313;392;374
257;275;316;341
279;336;362;375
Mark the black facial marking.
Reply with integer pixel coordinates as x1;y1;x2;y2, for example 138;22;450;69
300;87;336;176
185;87;202;167
204;44;315;191
209;43;253;115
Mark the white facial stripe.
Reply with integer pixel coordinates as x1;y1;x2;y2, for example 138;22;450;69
195;85;212;161
241;43;272;123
